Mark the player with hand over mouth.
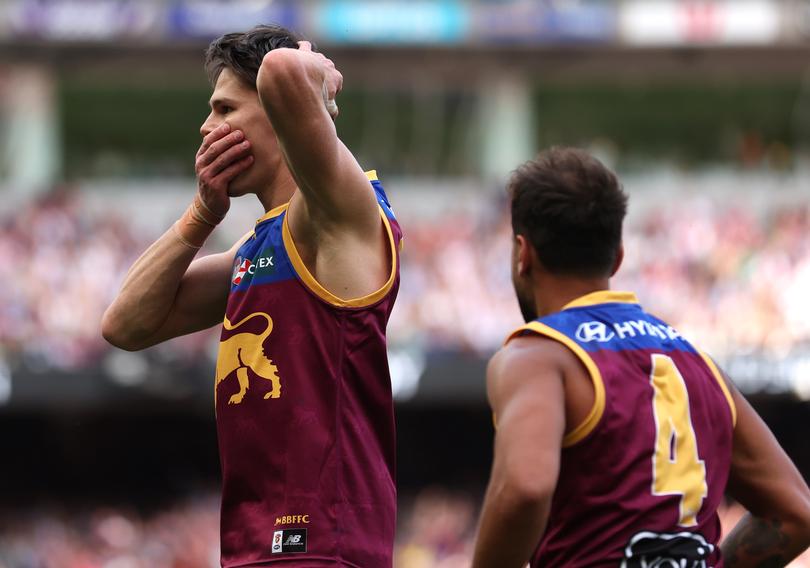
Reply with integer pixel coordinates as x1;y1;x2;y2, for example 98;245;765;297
103;25;402;567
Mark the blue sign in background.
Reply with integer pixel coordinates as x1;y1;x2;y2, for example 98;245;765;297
167;0;300;39
318;0;468;45
473;1;616;44
0;1;618;45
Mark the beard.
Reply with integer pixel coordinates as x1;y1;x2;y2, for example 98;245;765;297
515;285;538;323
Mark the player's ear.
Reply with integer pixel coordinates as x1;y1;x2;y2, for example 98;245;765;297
610;242;624;277
515;234;532;277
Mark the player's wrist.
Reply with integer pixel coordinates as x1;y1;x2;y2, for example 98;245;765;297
195;194;227;224
173;196;223;249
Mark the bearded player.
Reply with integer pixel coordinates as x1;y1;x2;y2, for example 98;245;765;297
102;25;402;567
472;148;810;567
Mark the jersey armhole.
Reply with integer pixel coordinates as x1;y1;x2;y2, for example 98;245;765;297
698;351;737;428
509;321;606;447
281;205;398;309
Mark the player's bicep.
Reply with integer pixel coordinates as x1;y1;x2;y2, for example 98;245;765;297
489;340;567;498
141;253;231;346
726;382;810;520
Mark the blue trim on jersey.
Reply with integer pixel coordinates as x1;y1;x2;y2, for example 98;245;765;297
372;179;397;221
231;177;396;292
534;302;698;355
230;213;296;291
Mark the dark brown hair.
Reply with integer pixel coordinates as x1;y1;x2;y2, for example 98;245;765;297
204;24;305;88
510;147;628;278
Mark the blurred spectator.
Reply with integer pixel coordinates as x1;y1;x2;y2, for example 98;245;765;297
395;488;476;568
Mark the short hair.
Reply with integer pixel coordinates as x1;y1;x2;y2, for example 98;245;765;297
204;24;305;88
509;147;628;278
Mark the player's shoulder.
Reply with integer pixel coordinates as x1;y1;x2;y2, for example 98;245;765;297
489;334;577;381
486;335;573;412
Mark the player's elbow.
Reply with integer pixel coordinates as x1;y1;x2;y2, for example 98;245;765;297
771;488;810;546
493;481;552;527
771;508;810;552
496;464;556;511
257;49;309;103
799;517;810;547
511;478;555;509
787;495;810;544
101;309;146;352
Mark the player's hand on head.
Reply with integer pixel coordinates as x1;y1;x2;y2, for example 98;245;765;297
194;122;253;215
298;40;342;119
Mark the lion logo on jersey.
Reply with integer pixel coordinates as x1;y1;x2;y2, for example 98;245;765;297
622;531;714;568
216;312;281;405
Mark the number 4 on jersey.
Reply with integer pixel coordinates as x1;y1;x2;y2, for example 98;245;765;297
649;354;708;527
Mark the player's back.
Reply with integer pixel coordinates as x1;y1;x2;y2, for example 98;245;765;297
508;291;736;567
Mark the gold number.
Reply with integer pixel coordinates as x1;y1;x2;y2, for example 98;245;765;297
650;354;707;527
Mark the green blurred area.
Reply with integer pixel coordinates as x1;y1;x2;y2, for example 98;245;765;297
337;88;480;177
60;78;805;179
61;78;210;179
533;82;802;170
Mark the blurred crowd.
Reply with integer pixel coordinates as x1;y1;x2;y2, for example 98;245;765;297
0;191;139;369
0;189;808;370
1;490;808;568
0;190;214;371
392;192;810;360
618;198;810;358
0;496;220;568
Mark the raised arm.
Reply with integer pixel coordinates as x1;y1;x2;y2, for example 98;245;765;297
255;43;389;300
472;337;567;568
721;377;810;566
102;123;251;350
256;42;379;235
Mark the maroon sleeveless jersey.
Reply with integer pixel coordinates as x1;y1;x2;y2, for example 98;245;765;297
214;172;402;567
507;291;736;567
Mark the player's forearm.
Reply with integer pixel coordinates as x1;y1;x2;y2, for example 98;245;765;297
102;229;198;350
472;483;549;568
102;199;219;350
722;512;810;567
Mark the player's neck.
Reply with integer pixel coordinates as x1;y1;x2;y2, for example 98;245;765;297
256;167;297;212
534;276;611;317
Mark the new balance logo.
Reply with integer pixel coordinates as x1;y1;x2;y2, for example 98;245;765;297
271;528;307;554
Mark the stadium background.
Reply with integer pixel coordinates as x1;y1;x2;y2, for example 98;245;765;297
0;0;809;566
